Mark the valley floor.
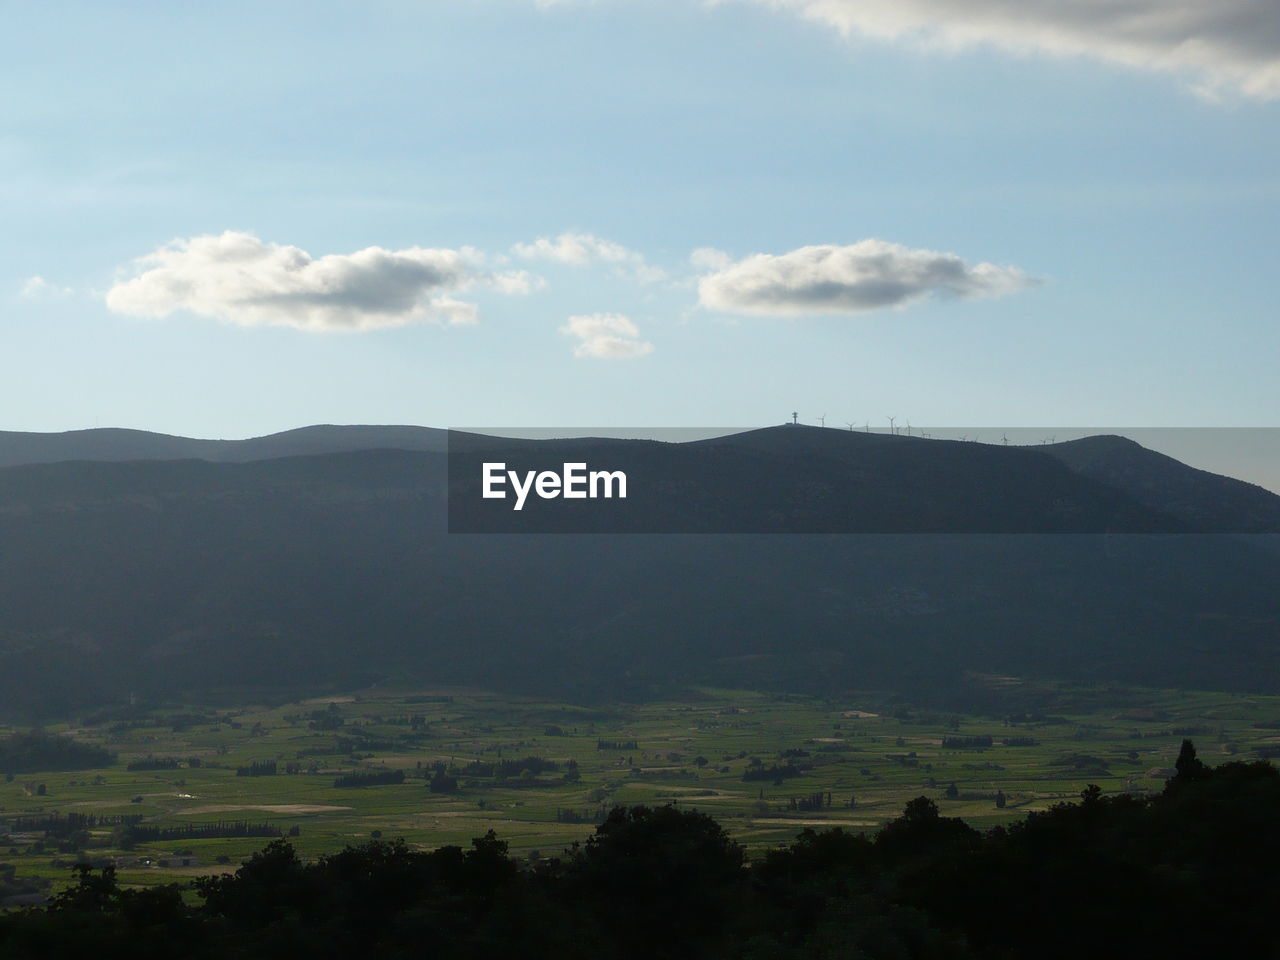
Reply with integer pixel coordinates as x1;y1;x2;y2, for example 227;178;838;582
4;681;1278;897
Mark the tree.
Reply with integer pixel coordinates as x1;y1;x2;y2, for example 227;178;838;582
568;805;744;959
51;863;119;914
1174;739;1210;783
110;824;137;850
876;796;979;860
429;764;458;794
195;838;308;929
903;796;940;822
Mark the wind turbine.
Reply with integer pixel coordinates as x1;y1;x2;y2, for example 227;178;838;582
1001;433;1008;445
845;422;855;431
905;419;912;437
887;416;896;435
817;414;826;427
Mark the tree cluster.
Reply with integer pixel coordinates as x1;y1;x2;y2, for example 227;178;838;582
0;731;113;775
2;743;1277;959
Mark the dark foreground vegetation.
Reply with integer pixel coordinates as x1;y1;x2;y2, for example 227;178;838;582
1;743;1274;959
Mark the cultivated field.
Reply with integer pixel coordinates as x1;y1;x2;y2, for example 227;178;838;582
4;681;1279;898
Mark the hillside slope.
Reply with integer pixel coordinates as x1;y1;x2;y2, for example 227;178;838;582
0;430;1277;717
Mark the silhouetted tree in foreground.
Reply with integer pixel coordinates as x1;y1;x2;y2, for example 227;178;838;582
3;743;1279;959
566;804;744;960
1175;737;1210;782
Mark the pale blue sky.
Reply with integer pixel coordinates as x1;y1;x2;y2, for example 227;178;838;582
4;0;1279;437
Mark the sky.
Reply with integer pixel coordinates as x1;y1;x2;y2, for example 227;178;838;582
4;0;1279;440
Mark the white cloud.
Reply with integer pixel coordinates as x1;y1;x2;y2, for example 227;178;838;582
514;232;635;265
725;0;1280;100
513;232;665;282
697;239;1035;316
20;275;72;298
560;313;655;358
631;263;669;284
421;297;481;326
105;231;536;332
689;247;733;271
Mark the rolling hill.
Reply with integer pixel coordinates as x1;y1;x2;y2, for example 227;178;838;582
0;424;447;468
0;426;1276;718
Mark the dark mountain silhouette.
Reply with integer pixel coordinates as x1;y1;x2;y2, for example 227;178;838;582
0;424;447;468
1042;434;1280;533
0;426;1277;717
449;426;1278;533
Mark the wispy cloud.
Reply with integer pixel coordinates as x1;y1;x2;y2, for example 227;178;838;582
697;240;1035;316
720;0;1280;100
513;232;665;283
689;247;733;271
514;232;637;265
560;313;655;358
105;231;537;332
20;275;73;299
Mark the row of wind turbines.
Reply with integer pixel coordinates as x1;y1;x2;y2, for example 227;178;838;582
789;412;1057;445
790;411;929;437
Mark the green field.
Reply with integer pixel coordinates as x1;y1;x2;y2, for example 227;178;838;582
4;681;1279;899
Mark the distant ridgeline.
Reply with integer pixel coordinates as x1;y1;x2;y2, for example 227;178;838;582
0;425;1279;715
3;743;1280;959
445;428;1280;533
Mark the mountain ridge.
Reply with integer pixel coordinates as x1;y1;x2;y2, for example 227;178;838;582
0;424;448;469
1;425;1277;717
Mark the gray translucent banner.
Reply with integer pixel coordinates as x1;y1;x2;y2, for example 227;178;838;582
446;426;1280;534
